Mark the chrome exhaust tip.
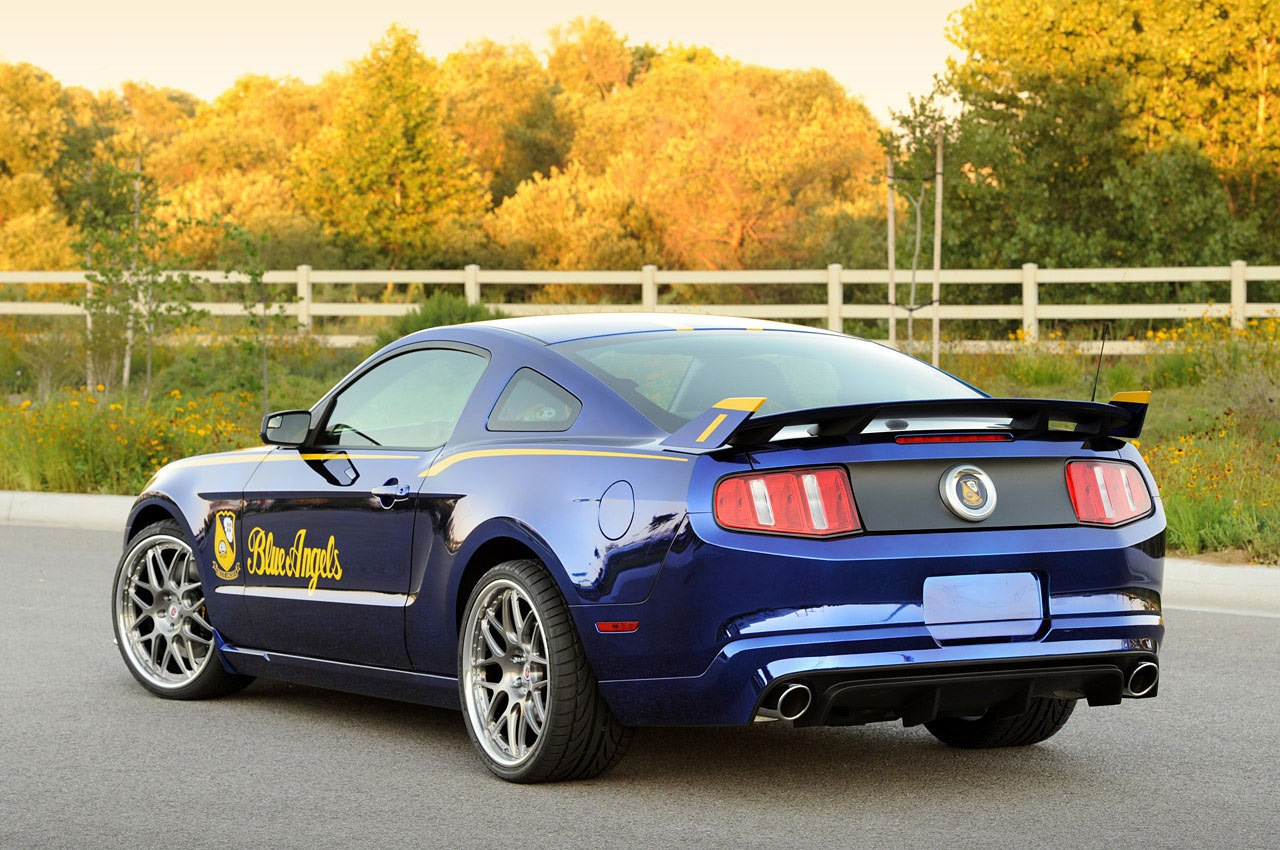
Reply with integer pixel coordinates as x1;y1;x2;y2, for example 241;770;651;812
754;683;813;722
1125;661;1159;697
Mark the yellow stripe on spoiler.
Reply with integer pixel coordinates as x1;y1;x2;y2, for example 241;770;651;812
1110;391;1151;404
661;397;767;449
714;397;768;413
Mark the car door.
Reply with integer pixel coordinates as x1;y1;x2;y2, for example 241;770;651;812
237;344;489;668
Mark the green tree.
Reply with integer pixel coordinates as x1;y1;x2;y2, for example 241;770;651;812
897;0;1278;271
293;25;490;269
78;163;203;396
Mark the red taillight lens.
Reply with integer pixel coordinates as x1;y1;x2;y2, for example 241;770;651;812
714;467;860;536
1065;460;1153;525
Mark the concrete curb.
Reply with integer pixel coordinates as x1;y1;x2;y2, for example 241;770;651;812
0;490;134;533
2;490;1278;616
1162;558;1280;619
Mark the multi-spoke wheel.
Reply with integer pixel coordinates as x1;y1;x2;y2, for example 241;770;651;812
112;519;252;699
459;560;632;783
463;579;550;766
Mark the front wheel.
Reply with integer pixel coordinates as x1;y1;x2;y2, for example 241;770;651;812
925;697;1076;748
458;559;633;782
111;519;253;699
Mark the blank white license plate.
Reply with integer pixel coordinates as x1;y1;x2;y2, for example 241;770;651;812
923;572;1044;640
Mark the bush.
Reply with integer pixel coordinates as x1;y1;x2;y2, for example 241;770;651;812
375;292;504;347
1002;348;1080;388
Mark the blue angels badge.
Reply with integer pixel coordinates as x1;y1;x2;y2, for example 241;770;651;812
940;464;997;522
212;510;240;580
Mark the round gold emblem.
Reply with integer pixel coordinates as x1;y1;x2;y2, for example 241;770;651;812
940;465;997;521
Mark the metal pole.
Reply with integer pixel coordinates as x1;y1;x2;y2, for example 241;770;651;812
886;155;897;348
930;127;943;367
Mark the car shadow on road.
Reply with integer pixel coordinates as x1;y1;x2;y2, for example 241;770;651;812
227;678;1096;798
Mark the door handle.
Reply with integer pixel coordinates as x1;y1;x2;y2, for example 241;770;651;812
371;480;411;508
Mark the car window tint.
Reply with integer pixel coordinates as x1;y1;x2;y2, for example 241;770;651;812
324;348;486;448
558;331;981;432
488;369;582;432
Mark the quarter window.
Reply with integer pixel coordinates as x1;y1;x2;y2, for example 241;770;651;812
488;369;581;432
323;348;486;448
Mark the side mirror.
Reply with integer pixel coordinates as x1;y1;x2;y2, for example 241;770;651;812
261;410;312;447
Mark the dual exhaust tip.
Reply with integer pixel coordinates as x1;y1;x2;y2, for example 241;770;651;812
755;683;812;722
1125;661;1159;698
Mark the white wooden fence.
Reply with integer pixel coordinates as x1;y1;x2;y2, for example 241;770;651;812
2;261;1277;354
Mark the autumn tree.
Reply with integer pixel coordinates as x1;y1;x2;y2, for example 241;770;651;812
293;25;489;269
152;75;339;267
492;52;883;272
0;62;78;270
548;17;634;99
439;40;572;201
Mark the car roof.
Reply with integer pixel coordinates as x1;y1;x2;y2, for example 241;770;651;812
450;312;838;345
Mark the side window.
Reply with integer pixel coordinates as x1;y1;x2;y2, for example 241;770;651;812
488;368;581;432
323;348;486;448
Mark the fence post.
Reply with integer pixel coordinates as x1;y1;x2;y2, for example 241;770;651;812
1021;263;1039;342
464;264;481;305
642;264;658;311
1230;260;1247;330
295;264;312;330
826;264;843;332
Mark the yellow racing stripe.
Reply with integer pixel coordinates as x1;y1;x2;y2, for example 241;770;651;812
169;451;412;470
421;448;689;478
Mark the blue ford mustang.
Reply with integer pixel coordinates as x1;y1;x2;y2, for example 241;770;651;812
112;314;1164;782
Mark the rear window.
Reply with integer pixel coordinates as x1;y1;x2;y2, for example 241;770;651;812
557;330;981;431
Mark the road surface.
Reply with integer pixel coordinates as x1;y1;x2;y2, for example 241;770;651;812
1;525;1276;849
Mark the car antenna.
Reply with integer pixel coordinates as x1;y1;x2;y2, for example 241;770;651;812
1089;322;1110;402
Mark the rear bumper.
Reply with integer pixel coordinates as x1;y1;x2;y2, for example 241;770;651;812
598;616;1162;726
578;498;1166;727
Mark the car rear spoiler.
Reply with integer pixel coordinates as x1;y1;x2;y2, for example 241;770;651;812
661;392;1150;450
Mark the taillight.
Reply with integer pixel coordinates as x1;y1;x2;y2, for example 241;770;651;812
714;467;860;536
1065;460;1153;525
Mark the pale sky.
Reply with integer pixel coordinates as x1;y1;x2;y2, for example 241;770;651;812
0;0;968;124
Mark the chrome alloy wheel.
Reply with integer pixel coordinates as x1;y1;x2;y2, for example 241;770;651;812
462;579;550;767
114;534;215;689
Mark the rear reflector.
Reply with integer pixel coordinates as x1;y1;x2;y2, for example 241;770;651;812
595;621;639;634
895;433;1013;444
1065;460;1153;525
714;466;860;536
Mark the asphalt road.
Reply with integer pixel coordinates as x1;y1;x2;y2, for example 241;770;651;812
2;525;1277;850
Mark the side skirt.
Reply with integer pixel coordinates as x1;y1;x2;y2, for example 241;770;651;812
219;644;460;710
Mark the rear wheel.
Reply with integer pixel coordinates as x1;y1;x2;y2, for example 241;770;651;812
925;698;1075;748
458;559;632;782
111;519;253;699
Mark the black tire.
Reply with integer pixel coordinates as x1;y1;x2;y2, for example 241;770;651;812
458;559;633;783
925;698;1076;748
112;519;253;700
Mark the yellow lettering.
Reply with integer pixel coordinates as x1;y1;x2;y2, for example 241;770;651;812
243;525;346;593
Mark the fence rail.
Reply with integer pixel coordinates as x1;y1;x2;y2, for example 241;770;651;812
2;262;1278;354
